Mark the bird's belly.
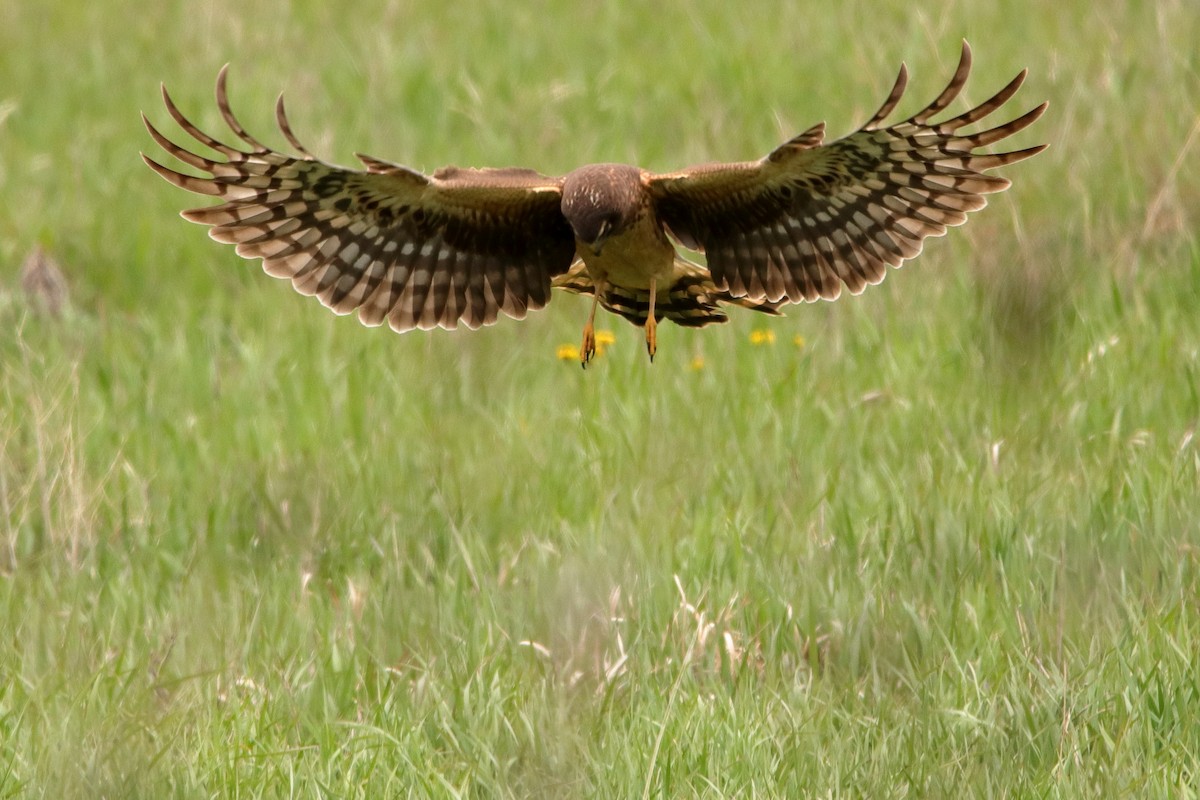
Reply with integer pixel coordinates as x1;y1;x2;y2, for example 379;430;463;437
578;228;676;292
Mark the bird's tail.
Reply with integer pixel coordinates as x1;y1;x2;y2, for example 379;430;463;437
553;258;782;328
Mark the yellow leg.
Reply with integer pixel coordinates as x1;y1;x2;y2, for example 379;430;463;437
580;281;604;368
645;278;658;363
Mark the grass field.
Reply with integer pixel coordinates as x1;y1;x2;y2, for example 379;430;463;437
3;0;1200;796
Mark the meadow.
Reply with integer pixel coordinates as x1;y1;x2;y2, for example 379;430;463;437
2;0;1199;796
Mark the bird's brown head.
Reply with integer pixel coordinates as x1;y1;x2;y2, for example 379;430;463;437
560;164;643;255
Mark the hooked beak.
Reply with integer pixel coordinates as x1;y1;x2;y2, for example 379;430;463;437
590;219;612;256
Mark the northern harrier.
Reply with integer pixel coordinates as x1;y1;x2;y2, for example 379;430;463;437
144;42;1046;366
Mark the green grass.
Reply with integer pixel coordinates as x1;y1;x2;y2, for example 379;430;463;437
3;0;1200;796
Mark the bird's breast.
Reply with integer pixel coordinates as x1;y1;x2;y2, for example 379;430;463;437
577;213;676;291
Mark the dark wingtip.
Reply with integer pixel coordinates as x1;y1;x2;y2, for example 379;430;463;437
862;61;909;130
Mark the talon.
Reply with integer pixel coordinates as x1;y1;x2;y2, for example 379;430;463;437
581;323;596;368
580;279;604;369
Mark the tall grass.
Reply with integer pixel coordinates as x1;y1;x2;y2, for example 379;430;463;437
2;0;1199;796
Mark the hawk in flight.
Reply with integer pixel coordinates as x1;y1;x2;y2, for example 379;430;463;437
144;42;1046;366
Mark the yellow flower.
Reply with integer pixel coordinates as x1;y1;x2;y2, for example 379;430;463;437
793;334;806;349
749;329;776;346
557;330;614;361
690;355;705;371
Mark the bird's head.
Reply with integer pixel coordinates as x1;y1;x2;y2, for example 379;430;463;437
561;164;643;255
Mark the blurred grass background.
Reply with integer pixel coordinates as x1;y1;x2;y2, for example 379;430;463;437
2;0;1199;796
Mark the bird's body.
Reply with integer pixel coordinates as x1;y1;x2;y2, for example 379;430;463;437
559;162;702;358
581;214;673;291
568;168;674;293
555;163;779;350
144;42;1046;365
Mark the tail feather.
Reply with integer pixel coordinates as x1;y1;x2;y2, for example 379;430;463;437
554;259;782;329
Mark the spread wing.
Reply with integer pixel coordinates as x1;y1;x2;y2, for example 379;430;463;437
647;42;1048;303
143;67;575;332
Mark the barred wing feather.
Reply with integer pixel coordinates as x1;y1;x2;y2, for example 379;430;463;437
143;67;575;332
